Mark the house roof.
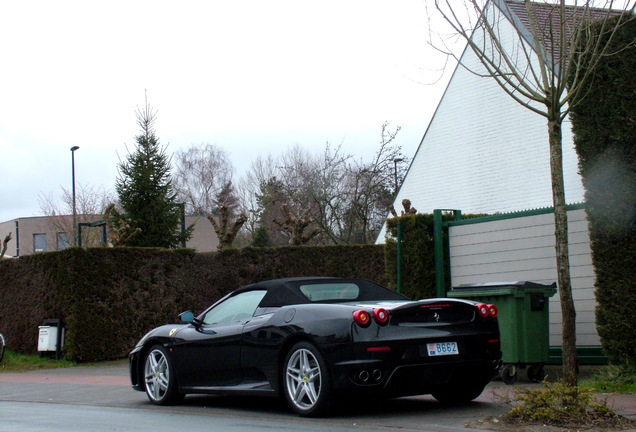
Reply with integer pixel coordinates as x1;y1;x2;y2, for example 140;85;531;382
496;0;622;68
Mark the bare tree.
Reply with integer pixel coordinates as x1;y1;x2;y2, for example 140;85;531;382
346;122;406;244
306;142;353;244
38;184;114;247
429;0;635;385
244;147;322;246
172;143;234;216
239;125;407;246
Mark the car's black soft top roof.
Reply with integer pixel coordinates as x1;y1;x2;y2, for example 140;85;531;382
235;277;407;307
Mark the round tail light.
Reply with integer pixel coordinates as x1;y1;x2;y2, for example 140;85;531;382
488;304;498;318
373;308;389;325
476;303;490;318
353;310;371;327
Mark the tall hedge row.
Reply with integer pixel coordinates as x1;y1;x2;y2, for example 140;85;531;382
0;245;385;362
384;214;438;300
570;14;636;367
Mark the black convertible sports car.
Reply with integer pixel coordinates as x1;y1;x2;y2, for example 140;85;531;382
130;277;502;416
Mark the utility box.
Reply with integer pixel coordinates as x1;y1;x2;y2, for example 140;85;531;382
38;326;57;351
448;281;556;384
37;319;64;358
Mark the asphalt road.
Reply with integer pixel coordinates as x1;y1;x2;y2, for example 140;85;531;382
0;361;634;432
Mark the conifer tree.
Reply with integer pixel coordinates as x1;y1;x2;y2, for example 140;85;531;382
114;101;192;248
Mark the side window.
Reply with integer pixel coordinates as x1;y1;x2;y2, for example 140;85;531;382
33;233;47;253
56;232;71;250
202;290;267;325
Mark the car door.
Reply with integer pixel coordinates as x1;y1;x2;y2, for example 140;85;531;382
172;290;267;388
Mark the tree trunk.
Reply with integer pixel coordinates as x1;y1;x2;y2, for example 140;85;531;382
548;114;578;386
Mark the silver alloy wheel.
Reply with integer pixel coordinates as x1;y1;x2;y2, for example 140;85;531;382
144;348;170;402
285;347;322;411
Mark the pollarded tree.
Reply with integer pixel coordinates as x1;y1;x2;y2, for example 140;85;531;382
1;232;11;258
114;102;192;248
430;0;635;385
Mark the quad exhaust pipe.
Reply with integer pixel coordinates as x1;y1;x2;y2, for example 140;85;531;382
356;369;383;383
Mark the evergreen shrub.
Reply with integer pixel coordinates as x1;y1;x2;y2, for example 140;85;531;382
570;14;636;368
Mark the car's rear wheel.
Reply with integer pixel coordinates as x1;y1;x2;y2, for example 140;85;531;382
431;376;487;404
143;345;184;405
283;342;332;417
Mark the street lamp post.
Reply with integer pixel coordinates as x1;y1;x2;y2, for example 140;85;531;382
70;146;80;245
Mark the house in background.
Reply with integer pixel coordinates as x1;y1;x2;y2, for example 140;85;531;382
0;215;219;257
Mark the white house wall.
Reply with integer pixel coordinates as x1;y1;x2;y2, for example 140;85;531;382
379;6;585;243
449;208;599;347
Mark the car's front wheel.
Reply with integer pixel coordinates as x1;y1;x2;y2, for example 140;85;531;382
282;342;332;417
143;345;184;405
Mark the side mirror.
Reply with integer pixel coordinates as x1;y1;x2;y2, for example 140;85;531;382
179;311;195;323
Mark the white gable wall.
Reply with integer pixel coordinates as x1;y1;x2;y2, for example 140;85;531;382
379;10;584;243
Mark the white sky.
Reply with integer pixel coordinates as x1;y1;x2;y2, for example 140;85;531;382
0;0;455;222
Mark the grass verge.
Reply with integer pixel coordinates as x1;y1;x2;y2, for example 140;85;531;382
0;351;75;372
581;365;636;393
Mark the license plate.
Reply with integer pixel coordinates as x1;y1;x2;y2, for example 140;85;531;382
427;341;459;356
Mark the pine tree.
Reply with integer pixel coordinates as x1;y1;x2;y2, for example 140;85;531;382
114;102;192;248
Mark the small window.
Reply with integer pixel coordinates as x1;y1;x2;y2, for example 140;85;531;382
299;283;360;301
202;290;267;325
33;233;47;253
56;232;71;250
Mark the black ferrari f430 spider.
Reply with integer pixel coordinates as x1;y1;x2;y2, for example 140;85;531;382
130;277;502;416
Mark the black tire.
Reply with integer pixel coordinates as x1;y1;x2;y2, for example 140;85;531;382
143;345;184;405
282;342;332;417
0;333;5;363
431;377;486;404
527;364;545;383
500;364;517;385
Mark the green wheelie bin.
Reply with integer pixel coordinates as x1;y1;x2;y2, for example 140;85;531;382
448;281;557;384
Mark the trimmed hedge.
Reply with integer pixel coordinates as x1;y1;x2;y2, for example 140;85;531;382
383;213;480;300
0;245;385;362
384;214;438;300
570;14;636;367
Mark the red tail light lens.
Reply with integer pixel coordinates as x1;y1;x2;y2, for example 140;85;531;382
476;303;498;318
488;304;498;318
476;303;489;318
373;308;389;325
353;310;371;327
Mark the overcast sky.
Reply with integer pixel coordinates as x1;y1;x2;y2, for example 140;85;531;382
0;0;455;222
